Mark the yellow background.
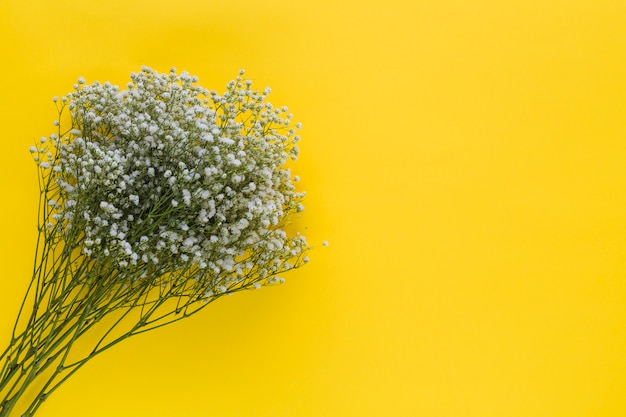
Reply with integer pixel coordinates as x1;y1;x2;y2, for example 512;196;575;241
2;0;626;416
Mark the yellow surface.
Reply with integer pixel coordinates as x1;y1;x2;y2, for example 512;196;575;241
2;0;626;416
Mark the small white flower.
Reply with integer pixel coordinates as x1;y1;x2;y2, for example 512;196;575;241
129;194;140;205
218;137;234;145
182;189;191;205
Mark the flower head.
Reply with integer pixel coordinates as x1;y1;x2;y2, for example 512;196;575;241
39;67;309;292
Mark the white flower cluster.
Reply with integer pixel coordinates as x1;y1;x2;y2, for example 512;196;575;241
33;67;308;290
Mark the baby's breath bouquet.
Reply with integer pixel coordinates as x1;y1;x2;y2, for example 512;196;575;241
0;67;309;416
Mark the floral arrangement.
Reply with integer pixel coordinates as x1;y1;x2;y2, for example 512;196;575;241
0;67;309;416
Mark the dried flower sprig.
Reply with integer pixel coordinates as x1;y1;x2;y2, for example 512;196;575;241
0;67;309;416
